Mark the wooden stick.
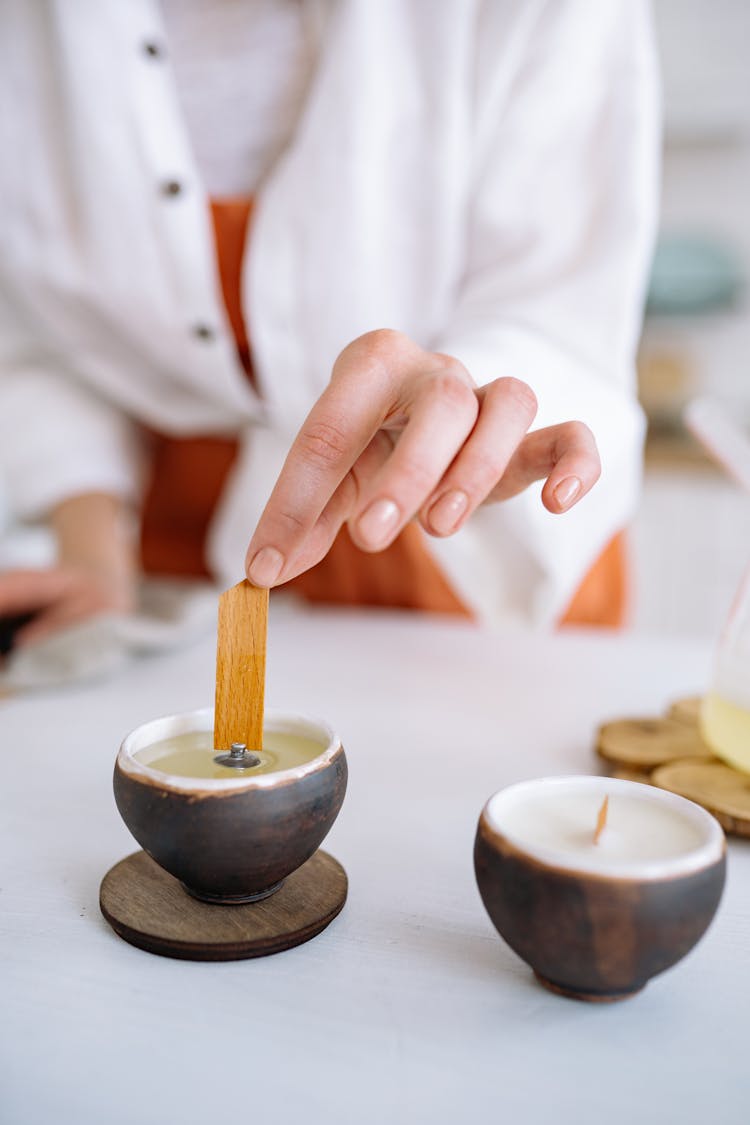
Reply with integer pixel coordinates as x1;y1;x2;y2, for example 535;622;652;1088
593;796;609;845
214;580;269;752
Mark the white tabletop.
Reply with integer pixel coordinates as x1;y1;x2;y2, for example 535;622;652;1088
2;608;748;1124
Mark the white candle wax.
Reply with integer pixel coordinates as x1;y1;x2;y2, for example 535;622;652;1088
484;777;724;880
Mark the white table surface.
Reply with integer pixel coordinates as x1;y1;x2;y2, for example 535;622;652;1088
2;607;748;1125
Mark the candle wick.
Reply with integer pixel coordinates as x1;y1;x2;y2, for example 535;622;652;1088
593;795;609;845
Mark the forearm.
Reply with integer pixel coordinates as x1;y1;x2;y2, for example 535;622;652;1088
52;492;137;609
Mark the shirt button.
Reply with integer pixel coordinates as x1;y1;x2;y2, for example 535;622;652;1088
160;180;184;198
192;324;216;342
142;42;165;60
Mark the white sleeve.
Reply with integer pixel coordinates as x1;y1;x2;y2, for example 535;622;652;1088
430;0;660;625
0;355;143;524
0;227;145;523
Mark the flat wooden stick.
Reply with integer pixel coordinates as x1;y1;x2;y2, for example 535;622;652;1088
593;796;609;846
214;580;268;752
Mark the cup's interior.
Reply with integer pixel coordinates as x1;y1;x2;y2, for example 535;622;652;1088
483;775;725;880
118;708;338;791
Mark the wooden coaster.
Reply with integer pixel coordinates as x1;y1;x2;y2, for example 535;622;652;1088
666;695;702;728
100;849;347;961
596;717;709;769
653;759;750;840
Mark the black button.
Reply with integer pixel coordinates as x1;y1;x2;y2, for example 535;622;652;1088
192;324;215;342
160;179;183;197
142;41;165;60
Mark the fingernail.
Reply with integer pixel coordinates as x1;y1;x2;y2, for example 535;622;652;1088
356;498;400;548
427;490;469;535
554;476;582;509
247;546;284;586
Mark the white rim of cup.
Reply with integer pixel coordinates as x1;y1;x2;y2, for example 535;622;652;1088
481;775;726;881
117;707;341;792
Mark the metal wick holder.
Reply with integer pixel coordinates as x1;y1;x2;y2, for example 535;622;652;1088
213;742;261;770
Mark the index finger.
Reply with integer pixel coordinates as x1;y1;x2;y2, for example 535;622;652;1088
245;373;391;587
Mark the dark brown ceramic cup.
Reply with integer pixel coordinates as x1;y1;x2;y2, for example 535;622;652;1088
474;777;726;1001
114;708;347;904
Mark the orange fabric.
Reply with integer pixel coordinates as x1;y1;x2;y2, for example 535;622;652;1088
140;433;238;578
287;523;471;615
210;197;254;381
140;194;627;625
140;199;253;577
559;532;628;628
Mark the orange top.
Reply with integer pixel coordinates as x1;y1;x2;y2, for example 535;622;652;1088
140;197;627;627
139;199;252;578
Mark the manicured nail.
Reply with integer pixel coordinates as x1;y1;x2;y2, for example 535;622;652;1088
554;476;582;509
247;546;284;586
356;498;400;548
427;490;469;535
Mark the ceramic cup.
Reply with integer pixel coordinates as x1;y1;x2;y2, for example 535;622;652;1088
474;776;726;1001
114;708;347;904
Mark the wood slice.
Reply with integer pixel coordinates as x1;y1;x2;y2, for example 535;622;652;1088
600;764;654;785
666;696;703;728
596;717;710;769
100;849;347;961
653;759;750;839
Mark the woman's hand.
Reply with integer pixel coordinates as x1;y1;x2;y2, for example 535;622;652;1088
0;491;137;650
0;565;136;649
245;330;601;587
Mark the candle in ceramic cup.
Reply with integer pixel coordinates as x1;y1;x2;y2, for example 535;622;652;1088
114;708;347;904
474;776;726;1001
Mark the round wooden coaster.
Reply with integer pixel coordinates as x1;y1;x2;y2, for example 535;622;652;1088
666;696;703;728
100;849;347;961
653;758;750;839
596;717;709;769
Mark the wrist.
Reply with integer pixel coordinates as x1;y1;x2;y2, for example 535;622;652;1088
52;493;138;611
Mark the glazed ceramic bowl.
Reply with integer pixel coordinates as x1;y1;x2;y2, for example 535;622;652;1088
114;708;347;904
474;776;726;1001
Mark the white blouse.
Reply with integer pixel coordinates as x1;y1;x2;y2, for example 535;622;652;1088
161;0;315;197
0;0;659;626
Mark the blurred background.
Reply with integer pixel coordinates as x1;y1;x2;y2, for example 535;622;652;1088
633;0;750;636
0;0;748;641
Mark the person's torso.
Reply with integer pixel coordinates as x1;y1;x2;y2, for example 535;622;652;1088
0;0;528;437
